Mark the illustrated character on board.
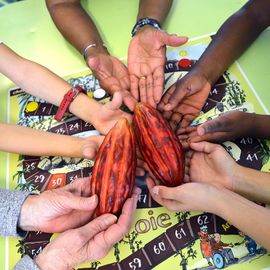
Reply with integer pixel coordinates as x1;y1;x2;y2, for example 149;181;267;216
210;233;238;264
198;225;213;266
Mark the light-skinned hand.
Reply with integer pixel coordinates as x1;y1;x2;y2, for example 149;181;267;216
19;178;98;233
34;188;140;270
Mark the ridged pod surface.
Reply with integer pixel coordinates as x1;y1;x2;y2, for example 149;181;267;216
134;102;184;187
91;118;136;215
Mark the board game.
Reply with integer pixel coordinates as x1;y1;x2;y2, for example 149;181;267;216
3;36;270;270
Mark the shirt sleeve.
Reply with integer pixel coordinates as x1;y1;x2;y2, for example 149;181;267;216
0;189;30;237
13;255;40;270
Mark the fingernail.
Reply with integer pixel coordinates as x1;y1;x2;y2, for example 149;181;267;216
89;195;97;205
105;215;117;225
197;126;205;136
152;186;159;195
164;104;171;111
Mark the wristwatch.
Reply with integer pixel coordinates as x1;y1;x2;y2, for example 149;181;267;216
55;85;86;121
131;17;161;37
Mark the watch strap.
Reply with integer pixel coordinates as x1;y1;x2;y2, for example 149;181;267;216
131;17;161;37
55;85;86;121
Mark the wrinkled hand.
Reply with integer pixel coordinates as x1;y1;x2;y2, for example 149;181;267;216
19;178;97;233
88;52;136;111
186;141;238;190
35;188;140;270
147;176;220;213
182;111;254;144
93;91;133;134
128;26;188;107
159;69;211;131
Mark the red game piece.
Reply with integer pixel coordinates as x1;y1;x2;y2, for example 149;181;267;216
178;58;192;68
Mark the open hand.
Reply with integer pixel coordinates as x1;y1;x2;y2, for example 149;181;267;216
128;27;187;107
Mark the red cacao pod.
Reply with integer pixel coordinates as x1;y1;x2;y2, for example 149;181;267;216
134;102;184;187
91;118;136;216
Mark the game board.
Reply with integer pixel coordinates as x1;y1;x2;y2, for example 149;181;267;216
3;36;270;270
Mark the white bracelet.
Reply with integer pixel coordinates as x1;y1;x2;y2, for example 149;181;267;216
82;43;107;61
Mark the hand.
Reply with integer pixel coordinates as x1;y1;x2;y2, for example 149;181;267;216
87;52;137;111
146;176;220;213
187;141;238;190
186;111;255;143
128;26;188;107
19;178;97;233
81;135;104;159
93;91;133;134
35;188;140;270
159;69;211;131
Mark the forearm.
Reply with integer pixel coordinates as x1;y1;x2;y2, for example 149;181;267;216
214;188;270;250
0;43;101;125
46;0;108;56
233;165;270;204
137;0;173;24
195;0;270;84
252;114;270;139
0;123;84;157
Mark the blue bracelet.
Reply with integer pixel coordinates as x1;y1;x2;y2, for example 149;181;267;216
131;17;161;37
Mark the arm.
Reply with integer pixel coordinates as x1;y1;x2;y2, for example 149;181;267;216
46;0;135;110
128;0;187;107
195;0;270;85
147;179;270;250
185;111;270;143
0;122;102;159
0;43;131;134
137;0;173;24
160;0;270;126
188;141;270;204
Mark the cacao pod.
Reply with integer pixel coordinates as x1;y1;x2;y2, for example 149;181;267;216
91;118;136;216
134;102;184;187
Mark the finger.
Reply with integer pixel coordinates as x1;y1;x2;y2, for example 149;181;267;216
169;112;182;131
158;84;176;111
65;177;91;196
109;91;123;111
189;132;226;143
146;74;156;107
189;141;218;154
151;185;181;201
162;110;172;120
120;75;131;91
139;76;147;103
63;194;98;212
153;67;164;104
78;214;118;245
157;32;188;47
198;118;224;135
136;167;146;177
83;145;98;160
130;74;139;100
123;93;137;112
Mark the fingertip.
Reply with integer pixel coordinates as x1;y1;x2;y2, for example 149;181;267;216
197;125;205;136
163;104;172;111
152;186;160;196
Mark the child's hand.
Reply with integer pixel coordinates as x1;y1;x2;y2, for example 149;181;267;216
146;176;219;213
187;111;254;143
93;91;133;134
158;69;211;130
187;141;238;190
81;135;104;160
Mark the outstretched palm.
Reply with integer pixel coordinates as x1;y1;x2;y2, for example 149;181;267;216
128;27;187;107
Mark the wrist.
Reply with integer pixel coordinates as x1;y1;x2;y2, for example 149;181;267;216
19;195;38;232
35;252;62;270
131;17;161;37
83;43;108;61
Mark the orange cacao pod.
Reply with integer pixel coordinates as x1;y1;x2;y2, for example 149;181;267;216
134;102;184;187
91;118;136;216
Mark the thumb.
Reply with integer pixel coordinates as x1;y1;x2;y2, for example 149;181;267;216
77;214;117;244
190;141;217;154
152;185;180;201
83;144;98;159
64;194;98;212
88;56;100;72
106;91;123;111
158;32;188;47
